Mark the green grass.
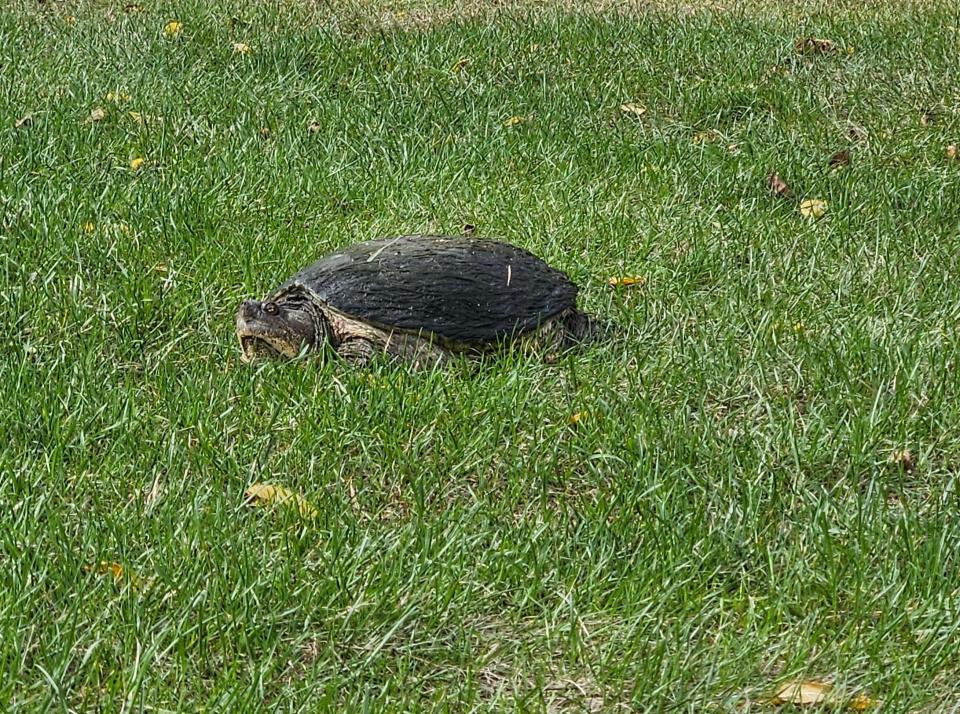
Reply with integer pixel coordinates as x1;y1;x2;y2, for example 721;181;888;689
3;0;960;709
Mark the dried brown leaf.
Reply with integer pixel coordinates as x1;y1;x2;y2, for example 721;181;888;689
88;106;107;122
847;125;868;143
461;223;476;236
619;102;646;118
849;693;877;711
307;122;322;134
947;144;959;161
828;149;851;170
795;37;836;55
888;448;915;472
766;172;794;200
14;115;32;129
774;680;831;705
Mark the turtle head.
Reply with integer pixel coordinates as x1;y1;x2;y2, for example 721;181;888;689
235;285;330;362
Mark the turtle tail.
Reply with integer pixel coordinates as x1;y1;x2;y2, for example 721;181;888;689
560;309;613;348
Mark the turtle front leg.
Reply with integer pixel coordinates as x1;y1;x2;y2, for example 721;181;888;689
336;338;376;366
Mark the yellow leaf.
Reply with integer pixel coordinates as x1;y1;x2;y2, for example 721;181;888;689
86;561;146;590
128;111;160;126
88;106;107;122
232;42;252;55
693;130;719;144
849;693;876;711
607;275;645;287
244;483;318;519
106;91;130;103
451;57;470;73
164;20;183;38
65;15;77;25
568;411;589;426
619;102;647;118
130;157;145;171
773;680;831;706
82;221;95;234
799;198;827;219
503;115;525;127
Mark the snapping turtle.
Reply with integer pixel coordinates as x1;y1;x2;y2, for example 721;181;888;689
236;235;601;367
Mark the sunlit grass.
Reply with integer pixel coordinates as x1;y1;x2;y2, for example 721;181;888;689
2;0;960;710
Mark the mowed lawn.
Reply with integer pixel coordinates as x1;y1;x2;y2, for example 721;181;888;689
3;0;960;710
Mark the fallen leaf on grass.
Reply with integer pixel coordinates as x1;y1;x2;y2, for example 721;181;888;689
774;680;831;705
888;448;915;472
244;483;318;518
948;144;959;161
828;149;851;170
106;91;130;103
82;221;95;233
847;125;868;143
232;42;252;55
128;111;160;125
766;172;794;200
88;106;107;122
451;57;470;73
86;561;146;590
307;121;322;134
800;198;827;219
502;115;526;127
124;3;144;12
259;126;272;139
693;130;719;144
461;223;476;236
795;37;836;55
130;157;145;171
14;115;32;129
607;275;645;287
163;20;183;38
619;102;647;118
849;693;877;710
920;110;937;127
568;411;589;426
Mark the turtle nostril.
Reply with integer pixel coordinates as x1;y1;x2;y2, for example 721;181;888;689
240;300;261;319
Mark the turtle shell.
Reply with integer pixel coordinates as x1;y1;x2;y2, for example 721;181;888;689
280;235;578;345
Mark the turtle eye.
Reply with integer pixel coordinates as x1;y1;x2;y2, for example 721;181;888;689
264;302;278;315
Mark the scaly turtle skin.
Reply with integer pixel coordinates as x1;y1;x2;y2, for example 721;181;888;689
235;235;601;367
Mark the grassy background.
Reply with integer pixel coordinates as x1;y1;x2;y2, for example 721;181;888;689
3;0;960;709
